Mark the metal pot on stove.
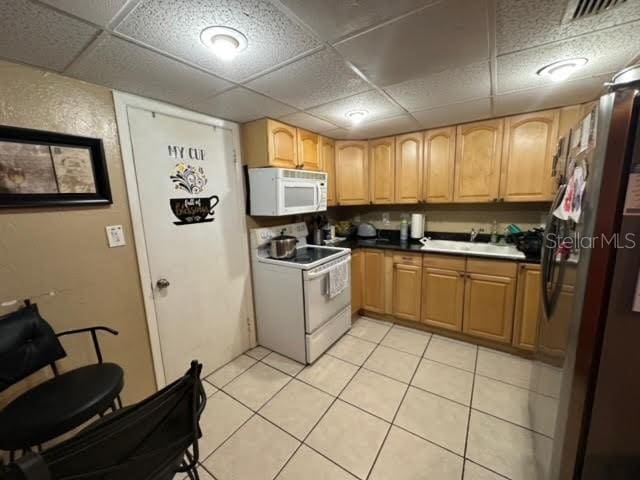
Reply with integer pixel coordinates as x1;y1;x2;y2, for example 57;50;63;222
270;229;298;259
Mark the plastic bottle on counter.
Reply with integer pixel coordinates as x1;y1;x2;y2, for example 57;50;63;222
400;219;409;242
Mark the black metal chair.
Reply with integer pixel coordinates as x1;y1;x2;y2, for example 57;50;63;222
0;302;124;460
0;361;206;480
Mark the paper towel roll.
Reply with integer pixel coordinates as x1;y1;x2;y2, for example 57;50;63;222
410;213;424;239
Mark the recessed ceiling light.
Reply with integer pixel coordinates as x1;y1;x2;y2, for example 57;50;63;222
537;58;588;83
200;26;247;61
346;110;368;125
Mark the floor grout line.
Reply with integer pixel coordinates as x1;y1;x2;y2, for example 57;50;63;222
461;344;479;479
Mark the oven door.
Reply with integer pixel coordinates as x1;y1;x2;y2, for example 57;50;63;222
278;178;322;215
303;255;351;333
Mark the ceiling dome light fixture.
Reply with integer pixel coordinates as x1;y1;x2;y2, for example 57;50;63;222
346;110;368;125
537;58;588;83
200;26;247;61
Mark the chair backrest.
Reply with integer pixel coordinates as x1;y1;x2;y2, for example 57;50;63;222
0;304;66;392
4;361;206;480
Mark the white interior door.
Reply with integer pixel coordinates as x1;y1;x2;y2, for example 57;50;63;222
126;106;251;383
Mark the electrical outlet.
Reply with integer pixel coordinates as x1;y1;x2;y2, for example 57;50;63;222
105;225;126;248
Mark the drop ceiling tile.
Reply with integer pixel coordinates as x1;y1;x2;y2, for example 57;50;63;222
278;112;338;134
349;114;421;139
497;21;640;94
277;0;435;42
196;87;296;123
324;127;352;140
116;0;321;82
246;48;369;109
493;73;610;117
67;34;232;107
334;0;490;87
308;90;403;128
412;98;491;129
497;0;640;55
40;0;128;26
385;62;491;112
0;0;98;72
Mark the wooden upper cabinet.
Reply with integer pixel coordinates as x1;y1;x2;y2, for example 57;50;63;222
454;119;503;203
513;264;541;351
423;127;455;203
297;128;321;171
362;249;385;313
369;137;395;204
500;110;559;202
395;132;423;204
335;141;369;205
320;136;337;206
242;119;297;168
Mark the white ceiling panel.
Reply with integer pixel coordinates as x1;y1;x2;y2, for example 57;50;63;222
277;112;339;134
493;73;610;117
40;0;128;27
0;0;98;72
349;114;421;139
276;0;435;42
497;0;640;55
384;61;491;112
412;98;491;129
195;87;296;123
334;0;490;87
323;127;352;140
497;21;640;94
115;0;321;82
307;90;404;128
246;48;369;109
66;34;232;108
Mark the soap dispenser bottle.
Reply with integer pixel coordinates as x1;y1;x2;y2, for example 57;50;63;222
490;220;498;244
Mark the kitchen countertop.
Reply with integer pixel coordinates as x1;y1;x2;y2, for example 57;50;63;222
335;232;540;263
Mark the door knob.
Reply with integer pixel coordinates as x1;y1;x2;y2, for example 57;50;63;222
156;278;170;289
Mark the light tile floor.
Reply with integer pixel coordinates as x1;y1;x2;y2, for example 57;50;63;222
184;316;560;480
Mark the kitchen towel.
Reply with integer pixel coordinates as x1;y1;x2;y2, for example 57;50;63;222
329;260;349;299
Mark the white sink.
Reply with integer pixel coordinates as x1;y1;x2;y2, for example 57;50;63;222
420;239;525;260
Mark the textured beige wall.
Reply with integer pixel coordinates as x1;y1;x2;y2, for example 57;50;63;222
0;61;156;408
329;203;547;235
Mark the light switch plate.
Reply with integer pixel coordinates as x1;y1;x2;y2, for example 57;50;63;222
106;225;126;247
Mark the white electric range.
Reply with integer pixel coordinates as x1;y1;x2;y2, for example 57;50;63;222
250;222;351;364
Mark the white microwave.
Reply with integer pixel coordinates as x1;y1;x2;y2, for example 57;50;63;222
248;168;328;216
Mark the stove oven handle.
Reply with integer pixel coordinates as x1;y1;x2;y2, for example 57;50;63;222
306;256;351;280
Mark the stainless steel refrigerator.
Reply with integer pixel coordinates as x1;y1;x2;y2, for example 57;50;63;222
534;66;640;479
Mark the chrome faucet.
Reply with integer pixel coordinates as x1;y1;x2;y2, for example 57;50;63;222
469;228;484;242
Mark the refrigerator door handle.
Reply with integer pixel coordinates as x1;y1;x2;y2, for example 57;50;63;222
541;184;566;319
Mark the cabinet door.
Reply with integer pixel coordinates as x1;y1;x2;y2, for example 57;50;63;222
267;119;298;168
393;264;422;322
321;136;337;206
351;250;363;314
424;127;455;203
336;141;369;205
297;128;321;171
500;110;559;202
369;137;395;204
395;132;423;204
513;264;541;351
454;119;503;203
362;249;385;313
463;272;515;343
421;267;464;331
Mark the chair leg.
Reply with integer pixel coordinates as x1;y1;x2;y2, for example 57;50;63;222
116;395;123;409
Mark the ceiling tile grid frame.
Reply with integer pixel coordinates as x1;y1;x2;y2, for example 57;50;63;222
39;0;130;27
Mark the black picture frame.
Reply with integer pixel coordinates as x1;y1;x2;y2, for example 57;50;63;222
0;125;112;208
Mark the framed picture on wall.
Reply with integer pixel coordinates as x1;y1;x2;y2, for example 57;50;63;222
0;125;112;208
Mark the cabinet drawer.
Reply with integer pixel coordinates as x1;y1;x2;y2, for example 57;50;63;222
422;253;466;271
392;252;422;266
466;258;517;277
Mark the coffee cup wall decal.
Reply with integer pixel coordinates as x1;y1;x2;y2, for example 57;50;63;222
170;195;219;225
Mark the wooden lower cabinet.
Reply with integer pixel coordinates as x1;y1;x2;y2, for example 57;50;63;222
362;249;385;313
421;267;464;331
513;264;541;350
393;263;422;322
350;250;363;314
462;272;516;344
